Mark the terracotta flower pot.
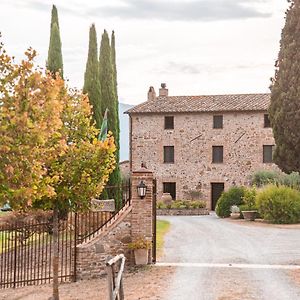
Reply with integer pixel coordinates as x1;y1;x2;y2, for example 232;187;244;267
161;193;172;206
241;210;257;221
134;249;149;265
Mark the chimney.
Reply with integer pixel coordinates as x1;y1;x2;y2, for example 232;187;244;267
159;83;168;97
147;86;156;101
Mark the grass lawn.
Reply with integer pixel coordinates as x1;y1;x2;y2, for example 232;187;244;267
156;219;171;258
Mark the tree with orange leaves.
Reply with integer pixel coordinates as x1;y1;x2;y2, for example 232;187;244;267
0;39;116;299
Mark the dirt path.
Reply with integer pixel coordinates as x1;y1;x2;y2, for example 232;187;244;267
158;214;300;300
0;266;174;300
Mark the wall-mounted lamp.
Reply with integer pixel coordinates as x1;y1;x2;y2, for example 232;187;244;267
137;181;147;199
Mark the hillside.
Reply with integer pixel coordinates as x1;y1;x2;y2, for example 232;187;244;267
119;102;133;161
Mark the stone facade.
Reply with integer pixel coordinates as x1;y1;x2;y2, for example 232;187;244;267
127;86;279;209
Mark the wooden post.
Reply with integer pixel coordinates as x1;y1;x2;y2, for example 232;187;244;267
106;254;125;300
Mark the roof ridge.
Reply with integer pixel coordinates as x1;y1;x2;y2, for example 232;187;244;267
126;93;270;114
167;92;270;98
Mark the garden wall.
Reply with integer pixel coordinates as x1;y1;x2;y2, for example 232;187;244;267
76;169;154;280
76;207;132;280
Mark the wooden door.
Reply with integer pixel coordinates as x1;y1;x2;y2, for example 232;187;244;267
211;183;224;210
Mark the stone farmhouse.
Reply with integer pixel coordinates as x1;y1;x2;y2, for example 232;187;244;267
126;84;279;210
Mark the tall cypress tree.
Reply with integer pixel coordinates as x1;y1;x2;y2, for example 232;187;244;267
111;30;120;163
99;30;121;205
269;1;300;173
50;4;59;29
83;24;102;129
47;5;63;78
111;31;118;102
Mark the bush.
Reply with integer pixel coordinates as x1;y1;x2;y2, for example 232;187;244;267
280;172;300;190
251;170;280;187
215;186;245;218
242;187;257;209
251;170;300;190
189;200;206;209
256;185;300;224
157;201;167;209
157;200;206;209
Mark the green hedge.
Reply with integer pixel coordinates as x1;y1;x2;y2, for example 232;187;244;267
215;186;245;218
251;170;300;189
256;185;300;224
157;200;206;209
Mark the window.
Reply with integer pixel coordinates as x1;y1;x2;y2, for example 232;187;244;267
264;114;271;128
164;116;174;129
164;146;174;163
263;145;274;163
163;182;176;199
212;146;223;163
213;115;223;129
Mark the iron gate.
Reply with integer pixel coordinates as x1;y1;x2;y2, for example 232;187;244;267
0;183;130;289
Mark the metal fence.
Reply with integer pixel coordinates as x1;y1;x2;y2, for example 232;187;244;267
0;183;131;289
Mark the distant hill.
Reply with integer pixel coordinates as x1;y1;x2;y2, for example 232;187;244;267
119;103;133;161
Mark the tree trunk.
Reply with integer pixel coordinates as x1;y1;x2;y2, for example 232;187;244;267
52;206;59;300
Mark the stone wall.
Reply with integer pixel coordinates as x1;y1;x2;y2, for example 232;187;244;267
75;170;154;280
130;111;279;208
76;207;132;280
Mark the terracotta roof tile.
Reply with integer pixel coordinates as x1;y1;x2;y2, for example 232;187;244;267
126;93;270;114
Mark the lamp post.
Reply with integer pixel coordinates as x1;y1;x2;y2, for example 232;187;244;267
137;181;147;199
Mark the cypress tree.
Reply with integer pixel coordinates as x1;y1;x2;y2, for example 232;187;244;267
111;31;118;102
111;30;120;163
99;30;121;205
83;24;102;129
50;4;59;29
269;0;300;173
47;5;63;78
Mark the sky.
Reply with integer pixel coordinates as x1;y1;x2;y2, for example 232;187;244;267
0;0;289;105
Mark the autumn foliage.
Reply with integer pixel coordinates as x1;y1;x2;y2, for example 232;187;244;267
0;40;116;212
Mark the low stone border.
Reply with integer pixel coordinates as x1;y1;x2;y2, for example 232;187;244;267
157;208;209;216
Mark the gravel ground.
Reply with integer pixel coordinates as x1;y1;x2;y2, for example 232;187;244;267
159;214;300;300
2;214;300;300
0;266;174;300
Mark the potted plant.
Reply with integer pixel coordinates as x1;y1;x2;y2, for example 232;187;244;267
240;187;257;221
230;205;240;219
128;237;151;265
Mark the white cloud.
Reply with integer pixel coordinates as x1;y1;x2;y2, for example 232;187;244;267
0;0;289;104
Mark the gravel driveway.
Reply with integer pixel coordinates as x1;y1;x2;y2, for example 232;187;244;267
158;214;300;300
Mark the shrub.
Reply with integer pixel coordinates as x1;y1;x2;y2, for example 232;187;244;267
256;185;300;224
239;204;258;211
280;172;300;190
251;170;300;190
251;170;280;187
189;200;206;209
157;201;167;209
128;237;151;249
215;186;245;218
157;200;206;209
242;187;257;209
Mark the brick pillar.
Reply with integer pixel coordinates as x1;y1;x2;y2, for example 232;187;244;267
131;169;153;244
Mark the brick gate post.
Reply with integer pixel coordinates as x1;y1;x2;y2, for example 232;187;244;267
131;168;154;260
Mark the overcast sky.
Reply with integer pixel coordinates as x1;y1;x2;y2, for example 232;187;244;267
0;0;288;105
